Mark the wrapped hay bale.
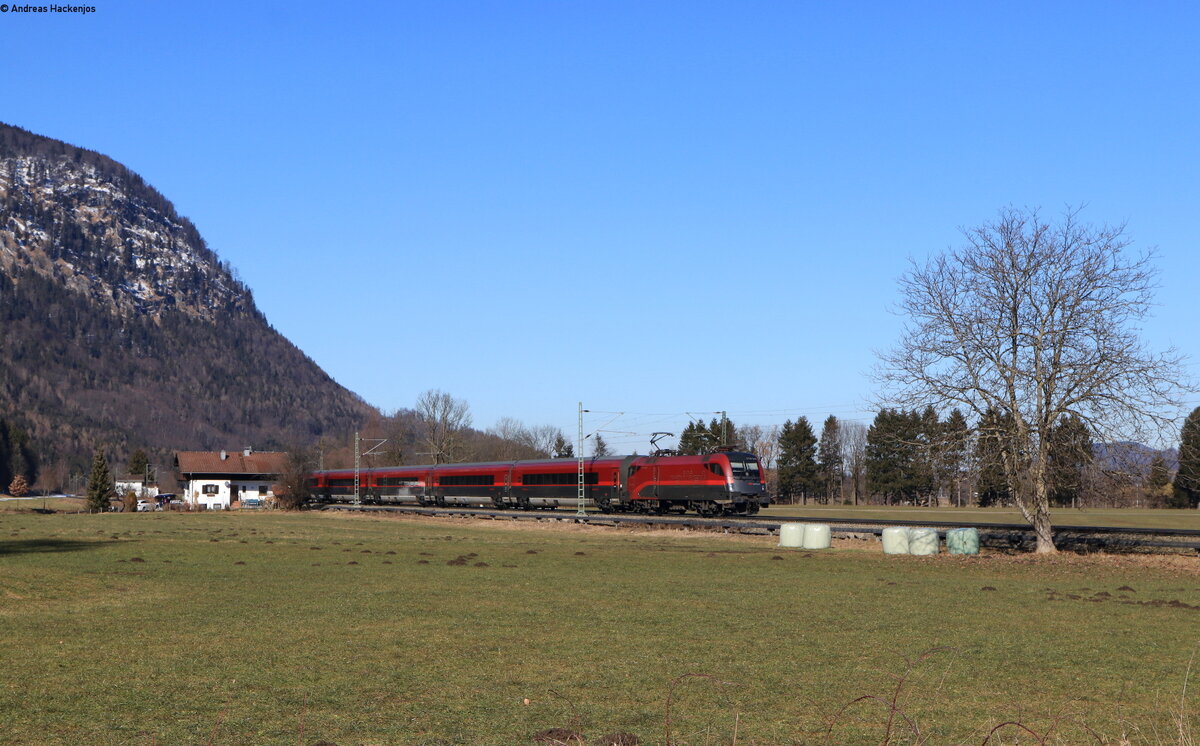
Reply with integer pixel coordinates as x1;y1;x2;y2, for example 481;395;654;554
802;523;831;550
907;527;939;556
778;522;804;548
881;525;909;554
946;527;980;555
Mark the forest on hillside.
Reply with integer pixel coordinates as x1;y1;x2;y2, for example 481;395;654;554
0;122;375;481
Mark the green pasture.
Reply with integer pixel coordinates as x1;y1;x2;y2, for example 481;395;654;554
762;502;1200;531
1;512;1197;745
0;497;87;513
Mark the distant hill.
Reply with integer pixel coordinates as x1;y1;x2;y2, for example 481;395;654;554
0;122;374;481
1093;441;1178;474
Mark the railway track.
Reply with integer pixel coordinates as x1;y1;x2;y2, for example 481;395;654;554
323;504;1200;554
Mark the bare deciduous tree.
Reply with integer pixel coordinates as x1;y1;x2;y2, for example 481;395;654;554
274;446;317;510
488;416;529;460
877;207;1191;552
485;419;562;459
521;425;563;457
743;424;780;469
839;421;868;505
416;389;473;464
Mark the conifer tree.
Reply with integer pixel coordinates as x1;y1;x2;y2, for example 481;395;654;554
915;406;941;505
974;408;1012;507
864;409;937;505
85;449;114;513
676;422;707;455
0;421;38;493
127;448;149;481
1174;407;1200;508
817;415;843;504
1147;453;1170;502
552;433;574;458
0;419;10;491
592;433;611;457
776;418;817;502
941;409;971;506
711;415;745;451
678;416;744;455
1046;415;1094;508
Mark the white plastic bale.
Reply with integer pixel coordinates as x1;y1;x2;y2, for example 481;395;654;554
802;523;832;549
779;522;805;548
946;527;980;555
881;526;909;554
907;527;939;556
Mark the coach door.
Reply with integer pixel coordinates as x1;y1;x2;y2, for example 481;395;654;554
425;469;438;506
617;456;638;505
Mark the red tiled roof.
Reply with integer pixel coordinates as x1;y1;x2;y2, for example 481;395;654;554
175;451;288;476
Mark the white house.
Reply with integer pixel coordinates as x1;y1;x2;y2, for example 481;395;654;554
115;477;159;500
174;448;287;510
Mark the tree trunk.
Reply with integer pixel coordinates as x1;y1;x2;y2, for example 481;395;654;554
1013;483;1059;553
1030;506;1057;553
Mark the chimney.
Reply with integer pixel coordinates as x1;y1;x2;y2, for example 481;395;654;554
220;450;227;461
243;446;252;457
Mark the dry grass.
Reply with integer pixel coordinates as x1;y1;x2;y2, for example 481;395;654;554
1;510;1197;744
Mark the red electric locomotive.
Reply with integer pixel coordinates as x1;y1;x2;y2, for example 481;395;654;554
309;450;768;516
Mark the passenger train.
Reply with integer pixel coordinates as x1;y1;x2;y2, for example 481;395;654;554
309;450;769;516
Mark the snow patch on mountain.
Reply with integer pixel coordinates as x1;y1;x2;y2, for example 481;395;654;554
0;154;251;322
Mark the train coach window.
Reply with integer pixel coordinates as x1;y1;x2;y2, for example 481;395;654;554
441;475;494;486
707;463;726;478
522;472;599;486
378;477;421;486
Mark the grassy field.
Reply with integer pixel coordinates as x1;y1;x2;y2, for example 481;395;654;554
761;503;1200;531
1;511;1198;745
0;497;89;513
6;495;1200;531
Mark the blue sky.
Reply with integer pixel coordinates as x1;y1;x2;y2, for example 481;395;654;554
3;1;1198;451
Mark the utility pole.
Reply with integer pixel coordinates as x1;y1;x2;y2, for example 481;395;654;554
352;431;387;506
577;402;588;517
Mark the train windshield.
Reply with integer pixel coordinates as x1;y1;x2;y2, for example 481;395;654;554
729;458;761;481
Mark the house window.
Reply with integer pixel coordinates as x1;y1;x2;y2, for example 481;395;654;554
258;485;267;496
202;484;219;495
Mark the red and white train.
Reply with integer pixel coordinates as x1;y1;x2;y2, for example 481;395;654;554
309;450;769;516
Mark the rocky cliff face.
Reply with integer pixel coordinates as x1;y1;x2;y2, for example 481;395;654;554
0;122;372;477
0;128;251;323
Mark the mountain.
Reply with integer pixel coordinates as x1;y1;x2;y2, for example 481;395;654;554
1093;441;1179;475
0;122;373;483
